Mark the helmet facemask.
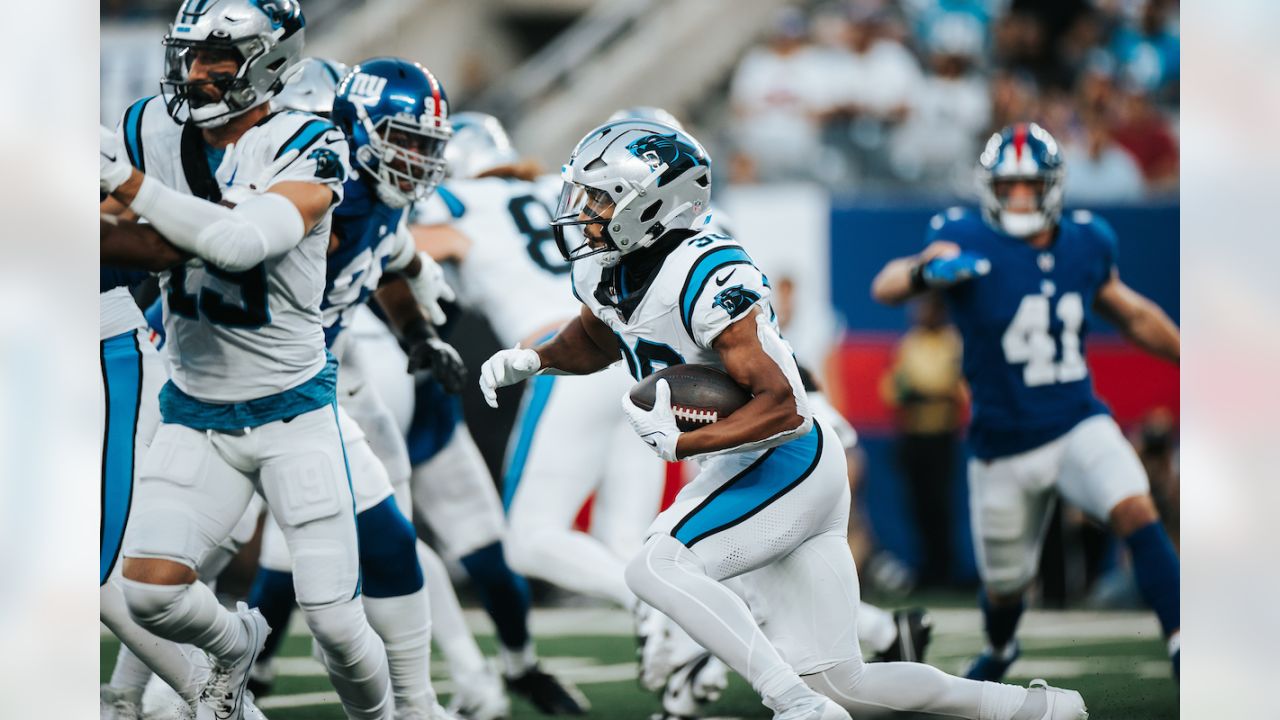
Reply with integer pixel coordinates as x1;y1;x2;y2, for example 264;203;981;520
552;182;623;267
977;168;1065;237
352;105;452;209
162;35;284;127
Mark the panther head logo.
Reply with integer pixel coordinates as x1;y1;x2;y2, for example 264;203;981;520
625;133;708;187
712;284;761;319
308;147;344;182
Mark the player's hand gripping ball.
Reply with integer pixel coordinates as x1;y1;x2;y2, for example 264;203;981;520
623;364;752;460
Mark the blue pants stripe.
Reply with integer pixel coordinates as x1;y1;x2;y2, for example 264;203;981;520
671;422;824;547
331;402;362;599
101;332;143;585
501;374;557;512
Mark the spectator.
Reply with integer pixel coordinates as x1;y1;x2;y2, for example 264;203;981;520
880;293;966;587
1063;111;1146;203
1110;81;1179;191
729;6;827;181
890;11;991;191
1110;0;1180;104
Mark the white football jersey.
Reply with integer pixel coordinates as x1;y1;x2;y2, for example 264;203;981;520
116;97;349;402
415;176;577;347
571;229;783;380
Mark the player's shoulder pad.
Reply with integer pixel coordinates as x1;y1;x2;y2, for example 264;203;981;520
119;96;176;172
1067;208;1118;252
254;111;349;186
675;233;769;344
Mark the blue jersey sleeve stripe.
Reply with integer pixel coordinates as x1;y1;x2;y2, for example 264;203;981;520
274;119;335;160
100;331;143;585
123;97;152;172
679;245;753;339
437;187;466;218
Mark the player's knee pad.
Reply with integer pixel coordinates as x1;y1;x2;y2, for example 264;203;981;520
289;534;361;609
119;578;190;634
356;498;423;598
303;596;379;664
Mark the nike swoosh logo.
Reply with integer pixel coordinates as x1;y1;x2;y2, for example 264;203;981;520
715;269;736;286
101;151;118;163
645;439;658;448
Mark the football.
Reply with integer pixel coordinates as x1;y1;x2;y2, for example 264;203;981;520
628;364;752;432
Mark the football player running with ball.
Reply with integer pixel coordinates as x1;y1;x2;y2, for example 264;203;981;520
872;122;1180;682
480;119;1088;720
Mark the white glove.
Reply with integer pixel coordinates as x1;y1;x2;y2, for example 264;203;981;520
621;379;681;462
100;125;132;195
407;251;457;324
479;346;541;408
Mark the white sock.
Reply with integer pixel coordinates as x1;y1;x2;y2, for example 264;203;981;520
626;535;808;708
303;597;393;720
118;578;249;664
417;542;488;679
858;602;897;653
102;582;207;703
364;590;437;711
109;645;153;691
499;640;538;678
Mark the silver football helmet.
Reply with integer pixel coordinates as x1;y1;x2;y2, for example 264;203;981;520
271;57;348;115
161;0;306;127
552;120;711;268
606;106;685;133
443;112;520;179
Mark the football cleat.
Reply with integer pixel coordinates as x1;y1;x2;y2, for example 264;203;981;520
101;685;144;720
141;672;199;720
447;667;510;720
772;694;851;720
965;640;1021;681
1010;679;1087;720
505;665;590;715
656;653;728;719
872;607;934;663
198;602;270;720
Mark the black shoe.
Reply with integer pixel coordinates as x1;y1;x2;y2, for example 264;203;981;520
873;607;933;663
506;664;591;715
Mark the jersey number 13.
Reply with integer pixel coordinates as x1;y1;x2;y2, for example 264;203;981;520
1001;292;1087;387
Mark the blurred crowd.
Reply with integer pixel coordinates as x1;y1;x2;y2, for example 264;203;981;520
727;0;1180;200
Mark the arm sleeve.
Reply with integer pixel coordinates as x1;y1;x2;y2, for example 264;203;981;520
686;260;773;349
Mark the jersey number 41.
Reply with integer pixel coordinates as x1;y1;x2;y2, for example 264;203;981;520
1001;292;1087;387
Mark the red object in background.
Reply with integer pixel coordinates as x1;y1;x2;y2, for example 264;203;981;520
834;334;1178;433
571;461;688;533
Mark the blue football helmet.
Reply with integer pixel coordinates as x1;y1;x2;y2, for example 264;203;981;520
161;0;305;127
977;122;1066;237
332;57;452;208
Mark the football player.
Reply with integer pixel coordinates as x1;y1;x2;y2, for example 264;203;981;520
238;56;464;719
98;264;228;720
480;119;1087;720
98;1;402;717
871;122;1180;681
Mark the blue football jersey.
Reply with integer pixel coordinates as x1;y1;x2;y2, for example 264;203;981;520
323;177;409;346
929;207;1116;459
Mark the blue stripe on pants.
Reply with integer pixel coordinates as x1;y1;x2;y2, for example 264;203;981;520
101;332;143;585
501;374;557;512
671;422;823;547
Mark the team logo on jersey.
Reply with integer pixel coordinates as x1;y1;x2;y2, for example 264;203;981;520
1037;252;1055;272
308;148;344;181
626;133;708;186
712;284;760;319
346;73;388;105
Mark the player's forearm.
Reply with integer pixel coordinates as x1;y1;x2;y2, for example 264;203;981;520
101;216;189;272
674;389;807;458
1126;300;1180;364
534;316;617;375
871;256;923;305
374;276;431;338
121;173;303;271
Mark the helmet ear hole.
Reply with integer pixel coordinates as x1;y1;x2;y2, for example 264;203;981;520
639;199;663;223
695;174;709;187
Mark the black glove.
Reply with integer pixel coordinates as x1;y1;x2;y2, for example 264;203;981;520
404;319;468;394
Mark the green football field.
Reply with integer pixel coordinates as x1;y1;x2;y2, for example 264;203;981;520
101;606;1178;719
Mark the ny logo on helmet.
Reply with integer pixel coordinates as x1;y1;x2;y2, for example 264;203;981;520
626;133;708;187
346;73;387;105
